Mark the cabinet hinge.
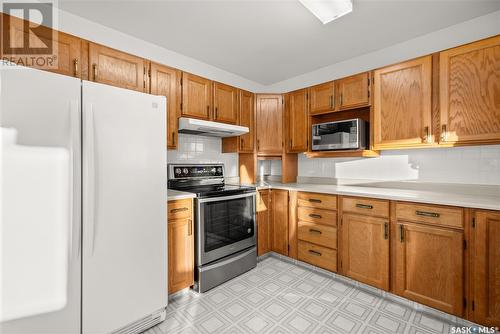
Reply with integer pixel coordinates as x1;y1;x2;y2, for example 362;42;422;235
463;240;467;250
472;217;476;228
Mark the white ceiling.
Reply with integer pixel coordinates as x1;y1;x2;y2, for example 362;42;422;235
59;0;500;85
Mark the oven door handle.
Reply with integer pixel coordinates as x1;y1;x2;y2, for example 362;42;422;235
197;192;256;203
199;247;256;272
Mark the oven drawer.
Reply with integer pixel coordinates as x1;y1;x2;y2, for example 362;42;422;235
298;221;337;249
342;196;389;218
298;207;337;226
298;241;337;272
396;202;464;229
168;198;193;220
297;192;337;210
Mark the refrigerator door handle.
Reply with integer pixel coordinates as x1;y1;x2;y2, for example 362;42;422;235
69;100;81;259
84;103;96;256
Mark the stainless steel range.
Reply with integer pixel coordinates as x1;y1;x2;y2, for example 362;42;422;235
168;164;257;292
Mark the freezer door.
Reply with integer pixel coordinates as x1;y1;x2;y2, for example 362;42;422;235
82;81;167;333
0;65;81;333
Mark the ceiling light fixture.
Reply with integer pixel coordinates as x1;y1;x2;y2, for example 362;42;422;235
298;0;353;24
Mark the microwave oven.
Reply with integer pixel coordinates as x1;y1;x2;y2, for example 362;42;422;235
312;118;367;151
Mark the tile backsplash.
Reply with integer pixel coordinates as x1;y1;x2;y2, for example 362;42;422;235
298;145;500;185
167;134;239;177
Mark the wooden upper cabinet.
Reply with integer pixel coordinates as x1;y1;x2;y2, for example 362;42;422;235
310;81;335;115
394;222;463;316
257;190;271;256
89;42;147;92
341;214;389;290
213;82;238;124
239;90;255;153
271;189;289;256
1;13;83;78
440;36;500;145
181;72;212;120
150;63;181;149
373;56;433;149
471;210;500;327
256;94;283;155
285;89;308;153
337;72;371;110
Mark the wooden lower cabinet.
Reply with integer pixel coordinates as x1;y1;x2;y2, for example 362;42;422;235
341;213;389;290
271;189;289;255
167;199;194;294
394;221;464;316
471;210;500;327
257;190;271;256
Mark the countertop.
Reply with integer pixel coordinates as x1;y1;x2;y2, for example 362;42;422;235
254;181;500;211
167;190;196;201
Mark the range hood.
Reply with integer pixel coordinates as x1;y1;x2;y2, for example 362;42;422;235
178;117;249;137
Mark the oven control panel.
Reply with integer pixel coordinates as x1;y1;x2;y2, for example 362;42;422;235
169;164;224;179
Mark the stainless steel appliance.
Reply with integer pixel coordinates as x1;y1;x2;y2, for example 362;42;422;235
168;164;257;292
1;64;167;334
312;118;367;151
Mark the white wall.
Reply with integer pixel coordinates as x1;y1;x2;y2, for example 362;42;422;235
167;134;239;177
297;145;500;185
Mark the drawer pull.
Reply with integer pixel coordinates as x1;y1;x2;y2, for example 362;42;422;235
309;229;322;235
309;214;322;219
308;198;322;203
384;222;389;240
399;224;404;243
356;203;373;209
171;207;189;214
308;250;322;256
415;210;440;218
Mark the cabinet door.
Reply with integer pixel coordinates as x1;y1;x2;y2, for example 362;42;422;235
286;89;308;153
310;81;335;115
271;190;289;255
2;13;83;78
88;43;147;92
337;72;370;110
213;82;238;124
394;222;463;316
471;210;500;327
239;90;255;153
440;36;500;145
373;56;433;149
256;94;283;155
257;190;271;256
150;63;181;149
181;72;212;120
341;214;389;290
168;218;194;294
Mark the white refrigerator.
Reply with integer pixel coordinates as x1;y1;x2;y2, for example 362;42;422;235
0;65;168;334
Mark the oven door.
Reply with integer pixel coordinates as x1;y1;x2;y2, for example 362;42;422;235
196;192;256;266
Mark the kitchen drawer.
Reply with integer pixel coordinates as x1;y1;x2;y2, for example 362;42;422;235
396;202;464;229
342;196;389;218
298;207;337;226
298;241;337;272
298;221;337;249
297;192;337;210
168;198;192;220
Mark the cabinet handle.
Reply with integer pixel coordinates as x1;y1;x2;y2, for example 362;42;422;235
356;203;373;209
309;229;322;234
384;222;389;240
171;207;188;213
215;107;218;119
308;250;322;256
206;105;210;117
289;139;292;149
188;219;192;236
308;198;322;203
440;124;447;142
73;59;79;77
399;224;404;243
309;213;322;219
329;96;333;109
423;126;430;143
240;138;244;150
257;139;260;150
92;64;98;81
339;94;343;106
415;210;440;218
